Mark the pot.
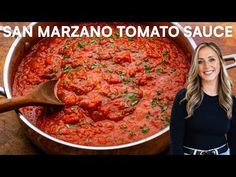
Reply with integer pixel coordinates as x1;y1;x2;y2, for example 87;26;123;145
1;22;233;155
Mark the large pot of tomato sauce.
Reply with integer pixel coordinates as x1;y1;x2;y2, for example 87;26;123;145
0;22;198;154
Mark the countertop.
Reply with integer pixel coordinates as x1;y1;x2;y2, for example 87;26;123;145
0;22;236;154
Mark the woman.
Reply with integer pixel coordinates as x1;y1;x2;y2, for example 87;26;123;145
170;42;236;155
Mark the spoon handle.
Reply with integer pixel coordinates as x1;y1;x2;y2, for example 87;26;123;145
0;95;33;113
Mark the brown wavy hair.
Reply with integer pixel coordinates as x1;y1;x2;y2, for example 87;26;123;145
182;42;233;119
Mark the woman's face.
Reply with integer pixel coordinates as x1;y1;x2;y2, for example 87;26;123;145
197;46;221;83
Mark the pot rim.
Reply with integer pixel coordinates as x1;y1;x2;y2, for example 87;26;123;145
3;22;197;150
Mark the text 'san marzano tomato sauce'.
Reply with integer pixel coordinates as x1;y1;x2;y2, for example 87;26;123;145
12;23;190;146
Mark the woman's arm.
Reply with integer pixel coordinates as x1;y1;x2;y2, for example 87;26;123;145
170;89;186;155
227;97;236;155
227;119;236;155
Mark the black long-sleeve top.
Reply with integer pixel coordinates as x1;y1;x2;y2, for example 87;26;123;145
170;88;236;155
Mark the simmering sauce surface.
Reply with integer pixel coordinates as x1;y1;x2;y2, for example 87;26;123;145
12;23;190;146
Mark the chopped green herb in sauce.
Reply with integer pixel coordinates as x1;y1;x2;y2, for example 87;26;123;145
63;65;71;72
78;41;85;48
162;50;169;56
140;125;150;133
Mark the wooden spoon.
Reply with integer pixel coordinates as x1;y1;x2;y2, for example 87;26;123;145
0;80;64;113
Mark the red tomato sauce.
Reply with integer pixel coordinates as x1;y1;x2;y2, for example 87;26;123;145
12;23;190;146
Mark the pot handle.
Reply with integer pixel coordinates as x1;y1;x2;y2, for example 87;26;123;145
223;54;236;69
0;86;6;96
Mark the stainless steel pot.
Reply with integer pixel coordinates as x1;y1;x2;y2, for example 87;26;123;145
1;22;233;155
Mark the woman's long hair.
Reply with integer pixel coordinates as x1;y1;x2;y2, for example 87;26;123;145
182;42;233;119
